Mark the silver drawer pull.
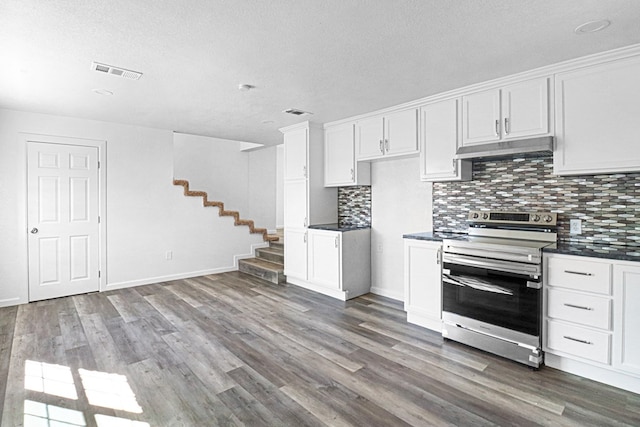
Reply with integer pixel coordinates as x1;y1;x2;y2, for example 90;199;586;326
563;336;592;345
564;270;593;276
563;303;593;311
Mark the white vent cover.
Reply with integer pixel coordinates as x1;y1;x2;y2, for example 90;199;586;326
91;62;142;80
283;108;312;116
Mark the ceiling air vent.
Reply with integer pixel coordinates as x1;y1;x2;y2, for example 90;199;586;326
91;62;142;80
283;108;312;116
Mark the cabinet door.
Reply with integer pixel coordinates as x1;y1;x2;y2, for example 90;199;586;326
403;240;442;331
356;116;384;160
284;229;308;280
420;99;471;182
501;78;549;140
462;89;501;145
308;230;341;290
284;127;308;180
284;181;307;228
384;108;418;156
554;56;640;175
324;123;355;186
613;264;640;376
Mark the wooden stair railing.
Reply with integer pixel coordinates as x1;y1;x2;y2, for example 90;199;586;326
173;179;279;242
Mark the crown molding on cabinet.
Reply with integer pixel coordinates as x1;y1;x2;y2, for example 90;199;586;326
324;42;640;129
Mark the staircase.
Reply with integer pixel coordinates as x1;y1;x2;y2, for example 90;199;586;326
238;229;286;284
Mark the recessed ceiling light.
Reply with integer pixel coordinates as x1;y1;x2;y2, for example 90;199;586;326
238;84;255;91
574;19;611;34
92;89;114;96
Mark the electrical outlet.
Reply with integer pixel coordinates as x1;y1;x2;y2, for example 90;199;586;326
166;251;173;260
570;219;582;235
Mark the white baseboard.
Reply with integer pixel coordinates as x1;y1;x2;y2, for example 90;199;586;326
103;266;238;291
370;286;403;302
286;277;348;301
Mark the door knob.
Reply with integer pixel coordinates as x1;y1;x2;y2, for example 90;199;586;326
30;228;38;234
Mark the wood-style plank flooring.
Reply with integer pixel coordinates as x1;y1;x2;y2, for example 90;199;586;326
1;272;639;426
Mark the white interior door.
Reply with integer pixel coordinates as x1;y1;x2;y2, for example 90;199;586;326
28;142;100;301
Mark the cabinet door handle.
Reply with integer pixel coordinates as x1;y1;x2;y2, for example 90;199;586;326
451;158;457;173
304;232;307;243
504;117;510;134
379;140;384;154
303;217;307;228
335;236;339;248
564;270;593;276
437;248;442;265
563;336;593;345
303;165;307;178
350;168;354;181
384;138;389;153
564;303;593;311
495;119;500;136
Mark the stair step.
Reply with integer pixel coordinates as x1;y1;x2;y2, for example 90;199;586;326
238;257;285;284
256;247;284;263
269;240;284;250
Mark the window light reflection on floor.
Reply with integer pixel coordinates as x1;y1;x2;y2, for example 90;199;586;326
24;360;78;400
78;369;143;413
24;400;86;427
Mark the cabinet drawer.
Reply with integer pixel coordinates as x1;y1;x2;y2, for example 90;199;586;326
547;288;611;330
546;320;611;364
547;257;611;294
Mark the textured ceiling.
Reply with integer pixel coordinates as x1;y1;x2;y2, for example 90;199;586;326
2;0;640;145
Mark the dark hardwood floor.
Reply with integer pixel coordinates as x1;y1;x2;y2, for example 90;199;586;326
1;272;638;426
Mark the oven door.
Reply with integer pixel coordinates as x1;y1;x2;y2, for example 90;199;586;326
442;254;541;338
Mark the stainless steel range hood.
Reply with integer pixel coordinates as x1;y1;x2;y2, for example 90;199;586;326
454;136;554;160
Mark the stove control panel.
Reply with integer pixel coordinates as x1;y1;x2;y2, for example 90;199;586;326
468;211;557;226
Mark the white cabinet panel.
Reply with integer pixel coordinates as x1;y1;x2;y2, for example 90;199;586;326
324;123;371;187
307;230;341;289
284;229;307;280
420;98;471;182
284;181;307;229
614;264;640;377
403;239;442;331
547;288;611;330
384;108;418;156
356;116;384;160
502;78;549;139
284;127;307;180
547;319;611;364
554;55;640;175
462;89;501;145
547;256;612;295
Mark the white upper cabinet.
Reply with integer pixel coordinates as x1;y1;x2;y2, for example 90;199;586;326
284;127;308;180
356;108;418;161
554;55;640;175
462;77;550;146
324;123;371;187
420;98;471;182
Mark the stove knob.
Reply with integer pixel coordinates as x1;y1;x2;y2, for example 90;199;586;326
544;215;553;222
482;213;489;220
532;214;540;222
472;212;479;219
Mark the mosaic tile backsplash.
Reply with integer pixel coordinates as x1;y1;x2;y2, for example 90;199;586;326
338;186;371;227
433;156;640;248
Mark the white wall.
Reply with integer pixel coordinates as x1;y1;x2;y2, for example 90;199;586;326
370;157;433;301
248;146;277;232
173;132;277;231
173;133;250;215
0;109;264;307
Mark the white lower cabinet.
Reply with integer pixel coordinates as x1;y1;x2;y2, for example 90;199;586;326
403;239;442;332
286;228;371;301
544;253;640;394
613;263;640;377
284;229;308;280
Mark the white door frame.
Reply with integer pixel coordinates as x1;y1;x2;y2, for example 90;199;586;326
23;133;107;293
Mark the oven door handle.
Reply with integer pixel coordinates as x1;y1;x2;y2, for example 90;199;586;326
443;275;514;295
442;253;540;277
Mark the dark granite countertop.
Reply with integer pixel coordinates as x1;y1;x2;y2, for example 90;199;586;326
544;241;640;262
402;231;468;242
308;223;371;232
